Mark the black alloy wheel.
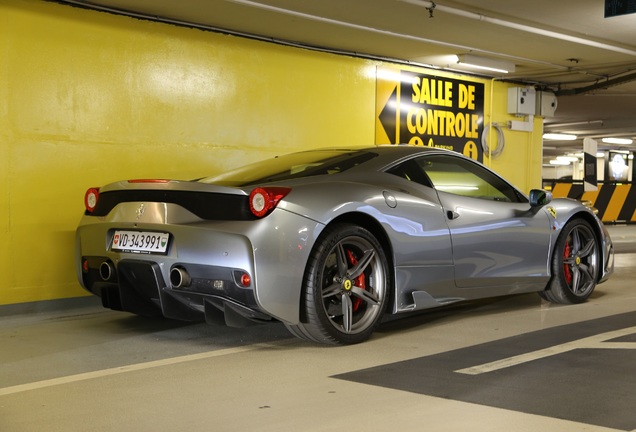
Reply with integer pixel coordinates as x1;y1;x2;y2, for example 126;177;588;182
541;218;599;304
286;223;389;345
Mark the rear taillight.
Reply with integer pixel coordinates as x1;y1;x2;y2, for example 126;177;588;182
249;187;291;218
84;188;100;213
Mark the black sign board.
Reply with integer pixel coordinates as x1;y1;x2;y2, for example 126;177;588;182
376;69;485;162
605;0;636;17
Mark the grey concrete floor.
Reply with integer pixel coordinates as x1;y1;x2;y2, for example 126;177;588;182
1;225;636;432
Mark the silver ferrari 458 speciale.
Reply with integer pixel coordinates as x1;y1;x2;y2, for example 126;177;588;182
76;146;614;344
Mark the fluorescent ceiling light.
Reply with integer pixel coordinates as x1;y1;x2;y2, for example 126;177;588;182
455;54;515;74
602;137;633;145
543;133;577;141
550;159;570;165
557;156;579;162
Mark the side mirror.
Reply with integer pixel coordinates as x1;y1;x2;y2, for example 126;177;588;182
529;189;552;207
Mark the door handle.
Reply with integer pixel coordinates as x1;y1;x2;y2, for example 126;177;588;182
447;210;460;220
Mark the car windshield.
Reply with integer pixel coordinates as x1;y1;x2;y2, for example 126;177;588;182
199;149;378;186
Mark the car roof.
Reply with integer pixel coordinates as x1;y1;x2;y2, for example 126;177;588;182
300;144;458;160
312;145;452;155
331;145;467;170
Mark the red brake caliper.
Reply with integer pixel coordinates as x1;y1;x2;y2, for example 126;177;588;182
563;242;572;285
346;249;366;312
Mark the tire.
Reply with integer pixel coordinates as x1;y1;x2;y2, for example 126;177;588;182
285;223;390;345
541;218;599;304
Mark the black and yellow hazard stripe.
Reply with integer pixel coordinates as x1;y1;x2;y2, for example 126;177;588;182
551;182;636;223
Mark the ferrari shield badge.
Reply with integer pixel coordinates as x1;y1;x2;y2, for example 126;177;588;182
135;203;145;220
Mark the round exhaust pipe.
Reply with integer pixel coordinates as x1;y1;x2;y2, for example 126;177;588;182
99;261;115;281
170;267;191;289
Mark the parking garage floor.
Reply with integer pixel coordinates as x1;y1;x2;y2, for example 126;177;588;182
2;225;636;432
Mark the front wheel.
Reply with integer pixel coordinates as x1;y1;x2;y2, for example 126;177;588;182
541;218;599;304
285;224;390;345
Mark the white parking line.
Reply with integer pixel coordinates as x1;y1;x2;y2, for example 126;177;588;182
0;341;289;397
455;326;636;375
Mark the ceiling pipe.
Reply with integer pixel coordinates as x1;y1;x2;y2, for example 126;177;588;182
545;120;604;129
399;0;636;57
556;71;636;95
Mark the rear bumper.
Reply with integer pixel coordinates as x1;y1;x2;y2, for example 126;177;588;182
75;206;320;325
80;258;272;326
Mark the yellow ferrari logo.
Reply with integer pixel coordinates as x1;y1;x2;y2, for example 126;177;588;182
547;207;557;218
344;280;353;291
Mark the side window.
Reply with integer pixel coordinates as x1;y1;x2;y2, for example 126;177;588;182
415;155;526;203
386;158;434;188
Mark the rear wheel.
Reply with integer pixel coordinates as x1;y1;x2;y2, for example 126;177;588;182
541;218;599;304
285;224;389;345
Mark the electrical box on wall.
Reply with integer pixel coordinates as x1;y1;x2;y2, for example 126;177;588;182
507;87;536;116
536;91;557;117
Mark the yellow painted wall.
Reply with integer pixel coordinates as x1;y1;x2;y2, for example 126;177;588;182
0;0;543;305
483;80;544;192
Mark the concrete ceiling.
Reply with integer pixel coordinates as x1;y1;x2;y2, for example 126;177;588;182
59;0;636;162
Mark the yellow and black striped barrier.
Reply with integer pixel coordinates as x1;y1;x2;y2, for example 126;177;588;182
549;182;636;224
